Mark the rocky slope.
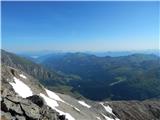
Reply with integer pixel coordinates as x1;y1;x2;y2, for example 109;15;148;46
1;64;160;120
1;64;66;120
1;49;83;99
1;50;80;85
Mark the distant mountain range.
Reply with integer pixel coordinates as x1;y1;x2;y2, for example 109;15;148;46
39;52;160;101
1;49;160;101
1;50;160;120
17;49;160;59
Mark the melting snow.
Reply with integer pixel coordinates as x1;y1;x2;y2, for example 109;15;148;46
115;118;120;120
100;103;113;115
19;74;27;79
45;88;80;113
9;77;33;98
73;107;80;112
100;103;120;120
40;93;59;107
45;88;64;102
96;116;101;120
101;113;114;120
40;91;75;120
78;101;91;108
55;108;76;120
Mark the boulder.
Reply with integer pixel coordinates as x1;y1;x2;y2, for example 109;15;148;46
1;97;23;115
1;95;65;120
58;115;66;120
20;102;40;120
27;95;44;107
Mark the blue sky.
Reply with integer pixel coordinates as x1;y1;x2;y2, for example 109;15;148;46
2;1;159;52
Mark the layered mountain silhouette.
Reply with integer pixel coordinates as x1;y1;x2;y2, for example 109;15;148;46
1;50;160;101
39;52;160;100
1;50;160;120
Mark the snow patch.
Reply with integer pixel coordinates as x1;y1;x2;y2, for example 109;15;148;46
101;113;114;120
73;107;80;112
100;103;120;120
45;88;81;113
115;118;120;120
40;93;59;107
45;88;64;102
100;103;113;115
96;116;101;120
55;108;76;120
40;92;75;120
9;77;33;98
78;101;91;108
19;74;27;79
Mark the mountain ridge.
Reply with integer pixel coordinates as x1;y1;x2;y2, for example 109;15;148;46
40;52;160;100
1;49;160;101
1;64;160;120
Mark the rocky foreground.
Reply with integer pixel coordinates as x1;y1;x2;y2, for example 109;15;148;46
1;64;160;120
1;95;66;120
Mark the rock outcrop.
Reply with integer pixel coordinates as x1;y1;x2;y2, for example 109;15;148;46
1;94;67;120
1;65;66;120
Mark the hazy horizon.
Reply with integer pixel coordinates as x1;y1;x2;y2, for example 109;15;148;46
2;1;159;52
2;48;159;55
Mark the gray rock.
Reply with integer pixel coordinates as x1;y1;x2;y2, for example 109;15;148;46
1;111;16;120
58;115;66;120
1;97;23;115
27;95;44;107
1;64;66;120
20;102;40;119
1;94;62;120
40;106;60;120
16;115;26;120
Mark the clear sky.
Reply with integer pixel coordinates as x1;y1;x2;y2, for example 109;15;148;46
2;1;159;52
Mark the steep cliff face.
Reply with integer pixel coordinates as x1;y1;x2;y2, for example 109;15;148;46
1;64;160;120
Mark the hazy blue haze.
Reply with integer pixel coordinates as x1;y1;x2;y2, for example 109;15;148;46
2;1;159;52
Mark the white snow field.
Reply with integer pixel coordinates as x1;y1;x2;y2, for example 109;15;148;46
78;101;91;108
9;77;33;98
